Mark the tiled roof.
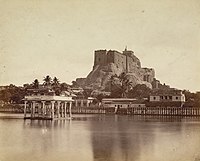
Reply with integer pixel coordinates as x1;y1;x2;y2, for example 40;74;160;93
151;89;182;96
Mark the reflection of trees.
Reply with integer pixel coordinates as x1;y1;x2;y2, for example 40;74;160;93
89;115;150;161
90;119;115;161
117;120;141;161
89;115;187;161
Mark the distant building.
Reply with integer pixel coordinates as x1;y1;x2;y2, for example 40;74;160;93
73;96;95;107
70;87;84;94
102;98;146;109
26;88;55;96
147;89;185;107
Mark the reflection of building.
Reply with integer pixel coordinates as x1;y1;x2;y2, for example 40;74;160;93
24;88;73;120
102;98;146;109
147;89;185;107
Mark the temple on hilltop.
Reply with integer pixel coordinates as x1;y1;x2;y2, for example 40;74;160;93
75;48;165;91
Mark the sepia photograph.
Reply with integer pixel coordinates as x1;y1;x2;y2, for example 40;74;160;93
0;0;200;161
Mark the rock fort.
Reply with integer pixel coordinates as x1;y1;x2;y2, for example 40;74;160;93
75;48;157;90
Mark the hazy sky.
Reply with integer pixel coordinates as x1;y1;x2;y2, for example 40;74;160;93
0;0;199;92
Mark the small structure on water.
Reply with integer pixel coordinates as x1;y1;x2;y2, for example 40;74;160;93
23;88;73;120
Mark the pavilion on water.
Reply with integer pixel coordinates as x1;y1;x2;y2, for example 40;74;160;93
23;88;73;120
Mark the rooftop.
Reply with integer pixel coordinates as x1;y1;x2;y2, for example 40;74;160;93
151;89;183;96
24;95;73;101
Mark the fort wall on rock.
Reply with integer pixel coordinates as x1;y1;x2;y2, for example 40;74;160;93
140;68;155;83
93;49;154;83
75;49;158;90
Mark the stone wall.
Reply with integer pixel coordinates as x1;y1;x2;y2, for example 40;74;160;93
112;50;127;72
94;49;142;74
94;50;107;68
123;50;141;70
139;68;155;83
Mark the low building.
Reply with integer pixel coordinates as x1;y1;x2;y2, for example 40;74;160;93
70;87;84;94
73;97;95;107
147;89;185;107
102;98;146;109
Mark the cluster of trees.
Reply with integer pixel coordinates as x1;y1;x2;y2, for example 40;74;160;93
182;90;200;106
108;73;200;106
0;84;25;104
0;75;96;105
0;76;70;104
30;76;68;89
30;75;70;95
109;72;132;98
109;72;151;99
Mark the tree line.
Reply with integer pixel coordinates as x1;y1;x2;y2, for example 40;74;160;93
0;74;200;106
0;76;70;104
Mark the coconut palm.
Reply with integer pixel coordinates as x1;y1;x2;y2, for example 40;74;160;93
118;72;132;98
43;75;52;87
110;72;132;98
52;77;60;87
52;77;61;95
32;79;39;89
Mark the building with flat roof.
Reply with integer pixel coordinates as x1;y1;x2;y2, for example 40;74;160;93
147;89;185;107
73;97;95;107
102;98;146;113
24;88;73;120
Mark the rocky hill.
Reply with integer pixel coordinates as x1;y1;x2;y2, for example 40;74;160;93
75;49;158;91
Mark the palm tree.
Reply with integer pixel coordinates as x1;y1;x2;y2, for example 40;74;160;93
52;77;61;95
118;72;132;98
43;75;52;87
32;79;39;89
110;72;132;98
52;77;60;87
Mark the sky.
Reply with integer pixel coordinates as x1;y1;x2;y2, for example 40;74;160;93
0;0;199;92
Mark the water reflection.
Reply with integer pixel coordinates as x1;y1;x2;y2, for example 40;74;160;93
85;115;200;161
89;115;153;161
0;114;200;161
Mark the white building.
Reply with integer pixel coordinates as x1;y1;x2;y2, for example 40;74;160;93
24;88;73;120
73;97;95;107
148;89;185;107
102;98;146;109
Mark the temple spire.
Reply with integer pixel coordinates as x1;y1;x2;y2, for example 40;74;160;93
125;46;127;51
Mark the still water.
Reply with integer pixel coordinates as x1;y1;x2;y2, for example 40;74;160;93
0;113;200;161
